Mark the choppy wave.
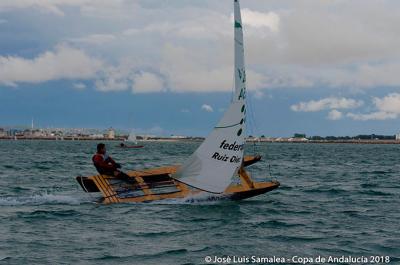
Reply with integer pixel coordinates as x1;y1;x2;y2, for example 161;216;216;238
144;192;229;205
0;192;92;206
0;141;399;264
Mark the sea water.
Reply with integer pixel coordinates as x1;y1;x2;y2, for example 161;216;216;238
0;141;399;265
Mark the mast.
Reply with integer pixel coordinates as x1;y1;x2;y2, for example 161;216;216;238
174;0;247;193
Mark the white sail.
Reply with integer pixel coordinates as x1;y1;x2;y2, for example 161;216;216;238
174;0;247;193
127;130;138;144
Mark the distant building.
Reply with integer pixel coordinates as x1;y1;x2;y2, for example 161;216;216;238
396;133;400;140
107;128;115;139
90;134;105;139
0;128;6;137
8;129;21;136
32;129;45;137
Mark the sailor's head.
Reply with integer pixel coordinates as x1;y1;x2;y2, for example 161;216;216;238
97;143;106;154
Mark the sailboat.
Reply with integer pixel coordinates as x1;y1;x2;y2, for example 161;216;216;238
119;130;144;148
76;0;279;203
127;131;137;144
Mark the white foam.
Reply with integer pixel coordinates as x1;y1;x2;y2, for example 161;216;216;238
0;191;228;206
0;192;95;206
147;192;228;205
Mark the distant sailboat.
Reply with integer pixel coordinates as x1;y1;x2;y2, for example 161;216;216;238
119;130;143;148
76;0;279;203
127;130;138;144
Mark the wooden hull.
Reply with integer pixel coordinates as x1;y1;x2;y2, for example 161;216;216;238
76;156;279;204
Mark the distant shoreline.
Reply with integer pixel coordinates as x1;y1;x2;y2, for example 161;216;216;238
0;136;200;142
1;136;400;144
265;140;400;144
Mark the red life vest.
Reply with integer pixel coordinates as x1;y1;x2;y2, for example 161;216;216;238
92;153;113;174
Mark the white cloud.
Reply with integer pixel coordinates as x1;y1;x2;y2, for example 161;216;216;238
290;93;400;121
133;72;164;93
94;63;133;92
159;44;232;92
240;9;280;32
291;97;363;112
68;34;116;45
0;19;7;24
201;104;214;112
373;93;400;114
346;112;397;121
123;12;229;41
73;82;86;90
0;1;138;17
0;0;89;16
2;1;400;93
126;1;400;92
327;109;343;120
0;0;64;16
347;93;400;121
0;45;103;86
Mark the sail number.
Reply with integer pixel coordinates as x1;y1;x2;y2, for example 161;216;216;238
238;68;246;83
238;87;246;100
237;68;246;100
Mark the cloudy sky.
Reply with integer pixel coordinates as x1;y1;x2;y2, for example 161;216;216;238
1;0;400;136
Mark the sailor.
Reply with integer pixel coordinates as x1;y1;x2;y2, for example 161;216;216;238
92;143;131;180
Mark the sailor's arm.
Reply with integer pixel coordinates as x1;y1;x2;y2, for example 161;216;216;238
107;156;121;169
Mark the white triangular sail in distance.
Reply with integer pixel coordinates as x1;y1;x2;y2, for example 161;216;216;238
127;130;138;144
174;0;247;193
